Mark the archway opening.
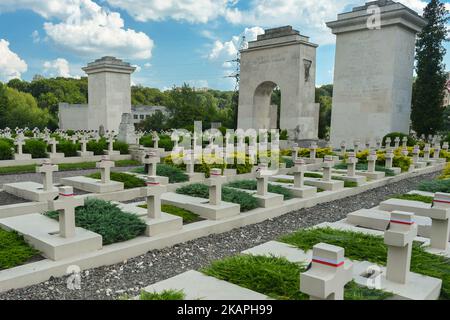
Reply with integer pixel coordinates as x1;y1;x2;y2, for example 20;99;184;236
253;81;281;130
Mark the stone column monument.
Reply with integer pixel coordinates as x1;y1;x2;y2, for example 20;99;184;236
327;1;426;148
82;56;136;133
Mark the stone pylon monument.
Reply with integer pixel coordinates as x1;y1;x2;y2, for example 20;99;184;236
327;0;427;147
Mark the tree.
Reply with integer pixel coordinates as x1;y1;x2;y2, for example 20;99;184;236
136;110;169;132
412;0;449;136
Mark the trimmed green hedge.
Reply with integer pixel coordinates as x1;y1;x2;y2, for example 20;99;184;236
87;172;146;189
0;229;39;270
0;138;14;160
176;183;258;212
23;139;47;158
140;134;174;151
383;132;416;147
391;194;434;204
132;164;189;183
418;179;450;193
57;140;79;157
45;198;146;245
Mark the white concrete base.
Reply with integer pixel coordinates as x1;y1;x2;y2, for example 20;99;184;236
387;167;402;175
304;158;323;164
378;198;432;217
77;151;94;157
415;162;427;169
60;176;124;194
223;169;237;177
0;214;102;261
339;175;367;186
253;193;284;208
269;182;317;198
116;202;183;237
161;192;240;220
142;270;272;300
104;150;121;156
332;169;385;181
14;153;32;161
304;178;345;191
47;153;65;160
3;181;58;202
353;261;442;300
187;172;205;183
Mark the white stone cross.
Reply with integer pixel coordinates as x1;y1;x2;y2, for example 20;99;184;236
142;149;160;176
353;139;360;153
48;138;59;155
140;178;167;219
430;193;450;251
385;148;394;169
367;150;378;173
364;140;371;151
412;146;420;164
340;141;346;158
394;137;400;148
48;186;84;238
256;163;270;196
184;150;195;174
309;143;318;160
152;132;160;149
291;143;299;162
402;136;408;148
376;138;382;150
205;168;227;206
322;155;334;181
36;160;58;191
385;137;392;148
79;135;89;153
433;145;441;160
292;158;307;188
70;135;78;145
107;132;115;153
346;152;358;177
443;142;449;152
384;211;417;284
96;156;115;184
423;144;431;161
14;135;26;155
300;243;353;300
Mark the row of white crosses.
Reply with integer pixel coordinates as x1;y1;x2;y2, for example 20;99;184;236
300;210;419;299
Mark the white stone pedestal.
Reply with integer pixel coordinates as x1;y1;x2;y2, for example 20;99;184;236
61;176;124;194
3;181;58;202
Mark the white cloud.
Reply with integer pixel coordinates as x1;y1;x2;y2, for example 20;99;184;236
43;58;79;78
31;30;41;43
0;0;154;60
208;27;264;61
0;39;28;81
105;0;233;23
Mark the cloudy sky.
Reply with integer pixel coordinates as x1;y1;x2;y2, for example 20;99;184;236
0;0;449;90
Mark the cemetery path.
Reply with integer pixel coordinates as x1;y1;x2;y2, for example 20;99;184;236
0;171;439;300
0;166;139;189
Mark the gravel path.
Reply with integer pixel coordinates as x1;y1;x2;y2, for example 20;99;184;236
0;166;139;189
0;171;438;300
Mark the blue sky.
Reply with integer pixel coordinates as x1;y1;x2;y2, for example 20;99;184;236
0;0;449;91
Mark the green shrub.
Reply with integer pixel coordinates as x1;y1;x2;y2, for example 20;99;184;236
139;289;185;300
139;204;202;224
280;129;288;141
57;140;79;157
0;138;14;160
113;141;129;155
280;156;294;168
140;134;174;151
45;198;146;245
87;139;107;155
391;194;434;204
202;255;390;300
383;132;416;147
176;183;258;212
418;179;450;193
226;180;293;200
334;162;395;176
87;172;146;189
0;229;39;270
132;164;189;183
23;139;47;158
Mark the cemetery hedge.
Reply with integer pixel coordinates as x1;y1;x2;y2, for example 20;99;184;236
113;141;129;154
202;255;391;300
140;134;174;151
418;178;450;193
176;183;258;212
139;289;185;300
226;180;294;200
0;229;39;270
279;227;450;299
296;147;334;159
87;172;146;189
23;139;47;158
56;140;79;157
45;198;146;245
133;164;189;183
0;138;14;160
87;139;107;155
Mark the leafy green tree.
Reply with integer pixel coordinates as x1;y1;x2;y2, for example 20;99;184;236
136;110;169;132
412;0;449;136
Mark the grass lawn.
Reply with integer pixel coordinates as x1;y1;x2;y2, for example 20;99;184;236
279;227;450;299
0;229;39;271
139;289;185;300
202;255;391;300
87;172;146;189
176;183;258;212
226;180;294;200
45;198;146;245
390;194;434;204
0;160;140;175
139;204;203;224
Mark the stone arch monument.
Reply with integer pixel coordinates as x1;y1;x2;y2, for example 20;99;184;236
237;26;319;141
